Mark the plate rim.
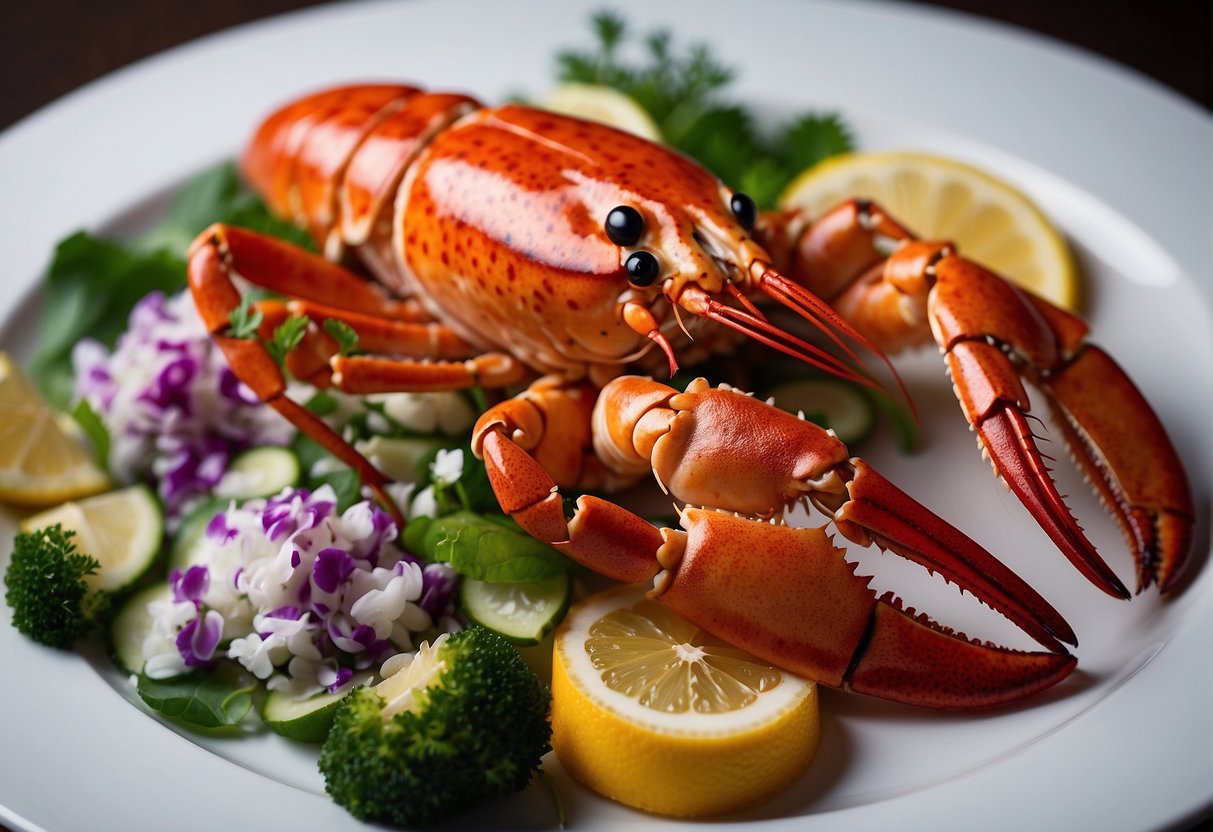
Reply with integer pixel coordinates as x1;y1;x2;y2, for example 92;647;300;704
0;1;1209;831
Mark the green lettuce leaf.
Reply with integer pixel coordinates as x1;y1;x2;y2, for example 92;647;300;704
137;667;256;729
405;512;570;583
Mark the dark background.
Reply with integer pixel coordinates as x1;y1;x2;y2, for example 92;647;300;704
0;0;1209;132
0;1;1208;831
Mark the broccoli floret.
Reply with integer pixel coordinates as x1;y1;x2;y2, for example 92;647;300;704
318;626;551;827
4;524;109;648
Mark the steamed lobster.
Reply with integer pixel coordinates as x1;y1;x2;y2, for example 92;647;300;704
186;84;1194;708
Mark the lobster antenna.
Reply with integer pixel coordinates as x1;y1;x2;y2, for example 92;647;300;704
679;286;884;392
756;265;916;419
724;280;767;321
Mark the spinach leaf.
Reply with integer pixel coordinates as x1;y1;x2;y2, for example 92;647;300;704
70;399;110;470
137;667;256;729
134;161;313;256
405;511;569;583
29;161;312;409
29;232;185;407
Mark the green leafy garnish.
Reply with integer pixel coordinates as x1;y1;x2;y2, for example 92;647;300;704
29;233;185;407
413;447;499;516
30;161;313;408
134;161;313;256
404;512;570;583
303;389;341;419
70;399;111;470
557;14;733;127
267;314;309;366
136;666;256;730
556;11;853;207
323;318;360;355
290;431;364;513
4;525;109;649
227;293;264;339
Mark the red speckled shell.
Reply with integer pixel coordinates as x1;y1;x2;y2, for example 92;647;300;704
396;104;741;375
242;84;419;227
241;88;759;379
340;92;479;246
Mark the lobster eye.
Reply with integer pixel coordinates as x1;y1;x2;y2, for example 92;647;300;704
605;205;645;246
625;251;661;286
730;192;757;230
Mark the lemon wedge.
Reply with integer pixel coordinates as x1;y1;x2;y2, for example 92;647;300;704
0;353;109;507
20;485;163;594
551;585;819;818
780;151;1078;309
542;83;663;141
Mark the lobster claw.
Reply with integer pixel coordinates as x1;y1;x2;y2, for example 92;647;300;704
654;504;1076;709
933;255;1195;596
635;378;1077;708
1039;345;1195;593
476;375;1077;707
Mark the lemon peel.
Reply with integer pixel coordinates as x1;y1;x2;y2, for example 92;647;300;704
551;585;819;818
780;151;1078;309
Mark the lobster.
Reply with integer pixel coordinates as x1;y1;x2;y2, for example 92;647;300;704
186;83;1194;709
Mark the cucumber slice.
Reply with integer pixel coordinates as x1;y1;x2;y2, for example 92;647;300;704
460;572;572;646
354;435;448;482
168;497;228;571
213;447;300;500
262;674;369;743
766;379;876;446
108;582;172;676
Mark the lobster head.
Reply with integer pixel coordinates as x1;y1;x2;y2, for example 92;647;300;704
408;103;887;388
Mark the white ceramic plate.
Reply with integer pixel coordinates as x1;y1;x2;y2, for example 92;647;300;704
0;1;1208;830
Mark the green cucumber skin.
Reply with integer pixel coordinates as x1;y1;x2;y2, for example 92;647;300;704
262;689;336;720
221;447;301;500
169;497;228;571
261;678;369;743
460;573;572;646
108;583;172;676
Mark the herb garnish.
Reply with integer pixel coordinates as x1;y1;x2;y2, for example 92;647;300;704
556;12;853;207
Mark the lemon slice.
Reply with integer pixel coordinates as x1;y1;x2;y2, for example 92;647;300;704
0;353;109;506
542;83;663;141
780;151;1078;309
551;585;819;818
20;485;164;594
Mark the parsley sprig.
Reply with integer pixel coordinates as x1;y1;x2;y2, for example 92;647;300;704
556;12;853;208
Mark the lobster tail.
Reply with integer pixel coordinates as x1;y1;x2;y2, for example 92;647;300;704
240;84;479;258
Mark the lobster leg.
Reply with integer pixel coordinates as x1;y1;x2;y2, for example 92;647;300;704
250;295;529;394
472;376;1077;708
759;200;1194;595
187;233;396;513
187;222;532;519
